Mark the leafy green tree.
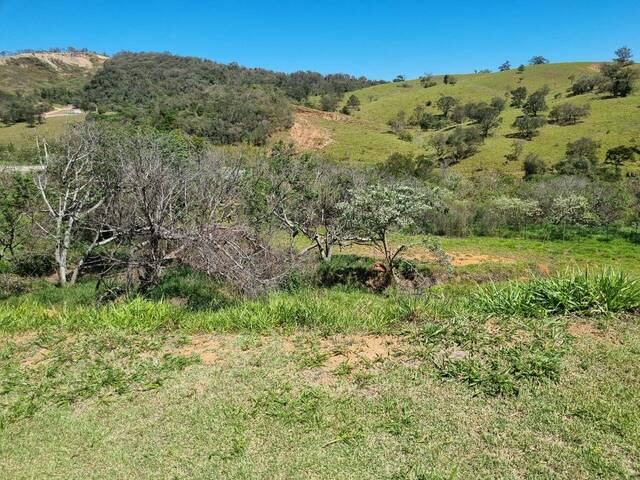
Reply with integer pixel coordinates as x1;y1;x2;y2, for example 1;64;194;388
320;93;343;112
513;115;546;139
346;94;361;110
436;96;457;117
522;86;550;116
490;96;506;112
614;46;633;65
598;63;636;97
555;137;600;176
549;103;590;125
450;105;467;124
529;56;549;65
523;153;546;179
569;74;603;95
470;104;502;137
516;64;526;73
510;86;527;107
604;145;637;172
498;61;512;71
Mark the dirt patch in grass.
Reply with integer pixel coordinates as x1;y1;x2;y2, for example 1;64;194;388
320;334;403;369
568;322;603;338
172;335;229;365
341;244;515;267
588;63;602;72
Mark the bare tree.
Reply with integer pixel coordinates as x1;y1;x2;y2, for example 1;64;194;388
35;124;118;287
257;146;361;261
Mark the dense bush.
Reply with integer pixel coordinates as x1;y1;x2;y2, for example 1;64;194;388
0;273;31;299
12;252;56;278
316;255;376;287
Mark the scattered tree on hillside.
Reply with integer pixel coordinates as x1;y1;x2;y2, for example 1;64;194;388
436;96;457;117
443;75;457;85
569;74;603;96
522;86;550;116
504;140;524;163
614;46;633;65
512;115;546;139
529;56;549;65
341;94;361;114
548;103;590;125
523;153;546;179
604;145;637;173
467;103;502;137
555;137;600;176
510;86;528;107
393;75;406;83
598;63;636;97
387;110;407;134
517;64;526;73
419;73;437;88
320;93;343;112
490;96;506;112
499;61;512;72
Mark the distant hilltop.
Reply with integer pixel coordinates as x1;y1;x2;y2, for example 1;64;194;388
0;50;107;71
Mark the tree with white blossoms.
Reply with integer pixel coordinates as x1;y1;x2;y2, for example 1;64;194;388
549;194;596;240
491;196;541;235
339;183;439;283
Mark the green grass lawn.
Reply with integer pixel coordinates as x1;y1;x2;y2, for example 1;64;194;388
303;63;640;174
1;235;639;478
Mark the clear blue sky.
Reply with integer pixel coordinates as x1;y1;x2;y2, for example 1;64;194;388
1;0;638;80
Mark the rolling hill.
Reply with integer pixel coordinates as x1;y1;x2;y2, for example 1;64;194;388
284;62;640;176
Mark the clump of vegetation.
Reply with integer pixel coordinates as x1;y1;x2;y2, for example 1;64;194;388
474;269;640;317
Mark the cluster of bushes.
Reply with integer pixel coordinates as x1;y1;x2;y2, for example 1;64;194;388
0;91;47;126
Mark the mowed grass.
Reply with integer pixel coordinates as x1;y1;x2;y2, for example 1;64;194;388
0;114;85;153
0;314;638;479
305;62;640;174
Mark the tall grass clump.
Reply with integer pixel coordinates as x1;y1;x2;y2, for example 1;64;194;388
474;269;640;317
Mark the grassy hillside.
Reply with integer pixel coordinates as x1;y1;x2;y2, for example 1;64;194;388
291;62;640;175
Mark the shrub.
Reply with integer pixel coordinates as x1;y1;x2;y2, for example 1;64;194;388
0;273;31;299
316;255;375;287
147;266;232;311
12;252;55;278
474;269;640;317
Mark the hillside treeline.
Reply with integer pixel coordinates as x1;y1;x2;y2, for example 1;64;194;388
80;52;383;144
